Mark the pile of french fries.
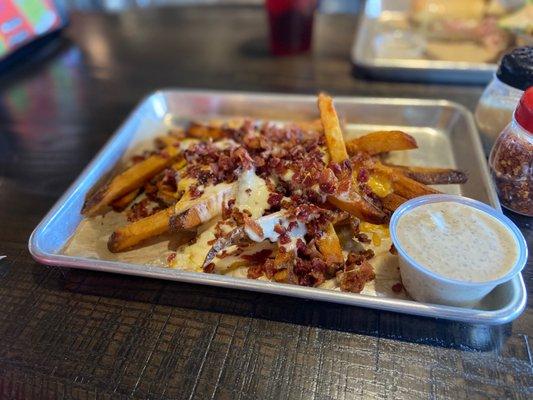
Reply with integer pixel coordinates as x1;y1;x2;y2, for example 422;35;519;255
82;93;467;291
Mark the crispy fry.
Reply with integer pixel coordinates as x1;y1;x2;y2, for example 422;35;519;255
316;223;344;265
318;93;349;162
346;131;417;155
82;145;180;216
384;164;468;185
187;121;227;140
169;182;236;231
381;193;408;212
186;119;247;140
108;207;173;252
373;162;440;199
273;269;288;282
111;189;141;212
328;195;387;224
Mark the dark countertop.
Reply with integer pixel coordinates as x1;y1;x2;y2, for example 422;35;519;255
0;5;531;399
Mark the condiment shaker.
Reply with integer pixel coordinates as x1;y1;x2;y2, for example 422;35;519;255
488;87;533;216
475;46;533;154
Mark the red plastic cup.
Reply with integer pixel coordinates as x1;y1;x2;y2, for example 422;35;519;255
265;0;318;56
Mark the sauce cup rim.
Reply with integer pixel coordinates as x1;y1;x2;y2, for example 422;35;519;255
390;194;528;288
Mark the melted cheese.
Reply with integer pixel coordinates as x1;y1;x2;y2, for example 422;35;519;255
367;174;393;198
235;169;270;219
171;220;218;271
360;222;390;247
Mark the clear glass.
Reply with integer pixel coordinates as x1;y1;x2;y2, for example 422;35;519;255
475;76;524;154
489;120;533;216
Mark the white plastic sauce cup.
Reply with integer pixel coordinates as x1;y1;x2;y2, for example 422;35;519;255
390;195;528;307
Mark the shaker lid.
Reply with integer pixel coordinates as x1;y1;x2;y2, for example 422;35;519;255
496;46;533;91
515;87;533;134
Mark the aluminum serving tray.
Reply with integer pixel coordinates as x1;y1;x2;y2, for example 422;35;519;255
352;0;497;84
28;89;527;325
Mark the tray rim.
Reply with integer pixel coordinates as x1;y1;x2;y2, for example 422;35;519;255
351;0;498;83
28;88;527;325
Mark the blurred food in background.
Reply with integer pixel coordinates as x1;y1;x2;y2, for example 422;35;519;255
371;0;532;64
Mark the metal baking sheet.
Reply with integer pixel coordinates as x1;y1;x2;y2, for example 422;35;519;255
28;89;526;325
352;0;497;84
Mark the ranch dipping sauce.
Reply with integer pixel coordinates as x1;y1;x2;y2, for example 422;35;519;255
396;201;519;283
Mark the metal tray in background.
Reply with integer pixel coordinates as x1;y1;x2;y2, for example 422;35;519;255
352;0;498;84
28;90;526;325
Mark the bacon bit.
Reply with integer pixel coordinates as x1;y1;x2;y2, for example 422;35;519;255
357;168;369;183
319;168;338;194
389;244;397;255
127;198;162;222
243;214;264;238
167;253;176;264
392;283;404;293
204;263;215;273
278;233;291;245
189;184;202;199
268;192;283;208
222;198;236;219
355;233;371;243
207;238;217;245
241;249;273;265
338;261;375;293
274;224;286;235
247;265;264;279
359;249;375;260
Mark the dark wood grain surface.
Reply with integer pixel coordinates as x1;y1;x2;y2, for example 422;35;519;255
0;5;531;399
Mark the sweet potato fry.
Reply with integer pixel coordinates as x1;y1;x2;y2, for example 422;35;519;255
82;145;180;216
108;207;173;252
169;182;236;231
346;131;417;155
381;193;408;212
316;223;344;265
318;93;349;163
384;164;468;185
372;163;440;199
111;188;141;212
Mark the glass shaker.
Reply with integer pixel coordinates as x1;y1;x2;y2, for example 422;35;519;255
475;46;533;154
488;87;533;216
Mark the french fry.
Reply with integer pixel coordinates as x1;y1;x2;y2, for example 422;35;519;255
169;182;236;231
373;162;440;199
107;207;174;252
82;145;180;216
111;188;141;212
316;223;344;265
381;192;408;212
273;268;288;282
346;131;417;155
318;93;349;163
384;164;468;185
328;193;387;224
187;121;227;140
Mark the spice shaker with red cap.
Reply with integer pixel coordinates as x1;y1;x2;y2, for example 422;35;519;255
489;87;533;216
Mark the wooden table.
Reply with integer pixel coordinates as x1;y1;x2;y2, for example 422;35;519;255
0;5;531;399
